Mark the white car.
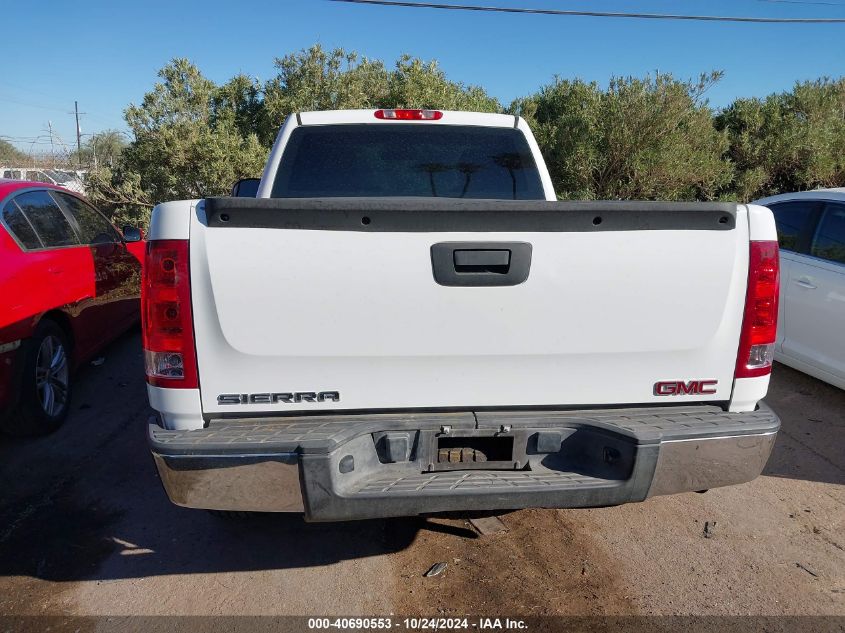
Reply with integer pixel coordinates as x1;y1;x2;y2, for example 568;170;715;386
756;190;845;390
0;167;86;194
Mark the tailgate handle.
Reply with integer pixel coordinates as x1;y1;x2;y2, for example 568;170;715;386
431;242;532;287
453;249;511;274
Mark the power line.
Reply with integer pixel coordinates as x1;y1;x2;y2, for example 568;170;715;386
330;0;845;22
0;92;118;124
754;0;845;6
0;95;70;113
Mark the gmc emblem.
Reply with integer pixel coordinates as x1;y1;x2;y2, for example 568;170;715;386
653;380;718;396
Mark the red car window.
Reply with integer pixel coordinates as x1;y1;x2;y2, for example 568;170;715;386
12;190;79;248
53;192;121;245
2;200;43;249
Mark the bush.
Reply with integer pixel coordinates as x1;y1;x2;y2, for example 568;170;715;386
85;45;845;228
511;72;731;200
88;46;500;228
716;78;845;200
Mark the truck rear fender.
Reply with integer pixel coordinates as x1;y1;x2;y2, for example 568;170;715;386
145;199;204;429
729;204;779;413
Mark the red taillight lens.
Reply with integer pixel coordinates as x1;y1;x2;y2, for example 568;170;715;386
374;109;443;120
735;240;780;378
141;239;198;388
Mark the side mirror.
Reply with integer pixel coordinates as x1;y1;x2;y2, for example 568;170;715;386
231;178;260;198
122;226;143;242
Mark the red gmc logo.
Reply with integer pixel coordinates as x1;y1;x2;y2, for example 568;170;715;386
653;380;718;396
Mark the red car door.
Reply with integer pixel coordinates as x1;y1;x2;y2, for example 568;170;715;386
8;190;102;359
51;191;142;333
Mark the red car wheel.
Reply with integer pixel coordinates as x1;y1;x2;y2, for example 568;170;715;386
0;319;72;436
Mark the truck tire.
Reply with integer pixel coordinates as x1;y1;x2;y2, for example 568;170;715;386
0;320;72;437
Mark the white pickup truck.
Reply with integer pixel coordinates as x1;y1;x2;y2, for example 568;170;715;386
144;109;781;521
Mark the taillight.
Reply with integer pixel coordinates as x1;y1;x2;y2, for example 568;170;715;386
141;239;198;388
374;109;443;120
735;240;780;379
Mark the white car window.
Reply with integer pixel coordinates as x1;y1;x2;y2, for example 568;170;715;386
811;204;845;265
769;201;817;253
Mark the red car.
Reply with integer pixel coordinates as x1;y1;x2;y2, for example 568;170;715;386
0;180;144;436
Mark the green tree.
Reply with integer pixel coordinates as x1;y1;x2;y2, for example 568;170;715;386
717;78;845;200
262;45;500;136
123;58;267;202
512;72;731;200
85;165;152;229
213;74;272;146
88;45;503;228
70;130;127;168
89;58;267;227
0;139;29;164
263;46;390;136
85;44;845;227
384;55;500;112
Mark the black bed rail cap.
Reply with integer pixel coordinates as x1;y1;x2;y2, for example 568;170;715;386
203;196;738;233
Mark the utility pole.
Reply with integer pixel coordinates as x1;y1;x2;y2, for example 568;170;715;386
74;101;82;167
47;121;54;166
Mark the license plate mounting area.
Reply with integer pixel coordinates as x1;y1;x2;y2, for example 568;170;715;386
427;430;524;472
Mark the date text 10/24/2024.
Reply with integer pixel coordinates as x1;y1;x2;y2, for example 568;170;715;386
307;618;528;630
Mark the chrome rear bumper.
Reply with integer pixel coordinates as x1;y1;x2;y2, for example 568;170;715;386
149;404;780;521
648;431;777;496
152;453;304;513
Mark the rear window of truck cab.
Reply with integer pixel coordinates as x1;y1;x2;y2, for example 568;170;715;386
271;124;545;200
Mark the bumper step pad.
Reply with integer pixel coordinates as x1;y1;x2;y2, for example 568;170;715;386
150;405;780;453
357;469;612;495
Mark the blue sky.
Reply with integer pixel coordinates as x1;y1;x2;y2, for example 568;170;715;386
2;0;843;154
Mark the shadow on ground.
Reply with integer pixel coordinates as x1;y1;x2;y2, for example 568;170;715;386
761;363;844;486
0;330;482;584
0;412;478;582
0;336;842;586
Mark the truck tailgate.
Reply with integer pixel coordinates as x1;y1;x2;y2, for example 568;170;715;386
191;198;748;415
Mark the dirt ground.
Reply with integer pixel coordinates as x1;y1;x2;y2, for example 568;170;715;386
0;330;842;626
